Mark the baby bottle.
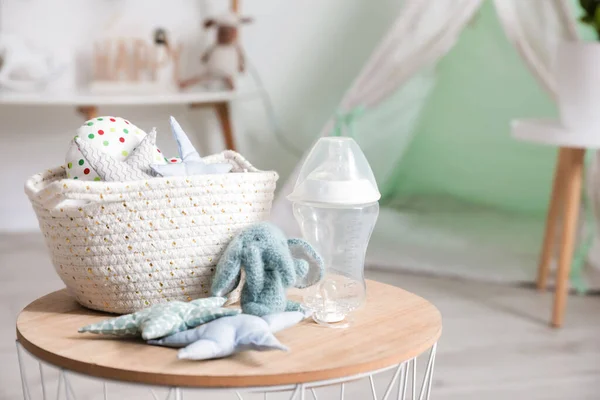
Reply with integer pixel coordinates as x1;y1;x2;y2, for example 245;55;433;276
288;137;380;328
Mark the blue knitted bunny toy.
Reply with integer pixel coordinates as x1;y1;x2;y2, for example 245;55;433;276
211;222;324;316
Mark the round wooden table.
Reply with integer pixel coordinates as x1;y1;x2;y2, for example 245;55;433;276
16;280;441;399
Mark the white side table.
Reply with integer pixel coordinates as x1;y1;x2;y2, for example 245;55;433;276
0;90;257;151
512;118;597;328
15;280;441;399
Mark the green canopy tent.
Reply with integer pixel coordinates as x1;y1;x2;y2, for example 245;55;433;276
271;0;600;288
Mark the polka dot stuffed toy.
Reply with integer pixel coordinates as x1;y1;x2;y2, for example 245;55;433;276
66;116;232;182
65;116;169;181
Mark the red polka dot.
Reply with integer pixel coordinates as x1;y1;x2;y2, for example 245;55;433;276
119;137;125;143
124;120;130;124
84;168;90;175
170;159;177;163
98;130;104;135
110;118;116;122
157;149;161;153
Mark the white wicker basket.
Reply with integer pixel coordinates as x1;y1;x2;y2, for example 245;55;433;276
25;151;278;314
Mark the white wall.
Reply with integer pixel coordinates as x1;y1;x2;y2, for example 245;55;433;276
0;0;402;232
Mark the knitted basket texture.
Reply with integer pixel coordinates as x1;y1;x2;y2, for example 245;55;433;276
25;151;278;314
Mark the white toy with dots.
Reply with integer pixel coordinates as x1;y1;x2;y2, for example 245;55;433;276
65;116;172;181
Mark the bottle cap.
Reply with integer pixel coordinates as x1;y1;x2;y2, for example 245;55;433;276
288;137;380;206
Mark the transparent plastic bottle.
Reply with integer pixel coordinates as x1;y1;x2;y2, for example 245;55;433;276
288;137;380;328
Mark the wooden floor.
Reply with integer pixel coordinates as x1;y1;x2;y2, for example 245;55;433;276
1;233;599;399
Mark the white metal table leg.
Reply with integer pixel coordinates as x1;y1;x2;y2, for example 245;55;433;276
412;359;417;400
399;360;408;400
63;371;74;400
16;341;32;400
55;372;63;400
382;363;403;400
14;340;439;400
288;385;301;400
38;362;47;400
174;387;182;400
423;344;437;400
369;375;377;399
149;388;160;400
418;343;437;400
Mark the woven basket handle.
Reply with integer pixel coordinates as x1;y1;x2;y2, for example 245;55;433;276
25;175;96;211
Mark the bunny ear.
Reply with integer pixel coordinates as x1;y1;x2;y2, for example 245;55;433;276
287;238;324;288
211;234;244;296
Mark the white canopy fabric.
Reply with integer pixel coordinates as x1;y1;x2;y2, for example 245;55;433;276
271;0;485;235
342;0;484;109
271;0;580;276
272;0;578;235
494;2;598;280
494;0;578;99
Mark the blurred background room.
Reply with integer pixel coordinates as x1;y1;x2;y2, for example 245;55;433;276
1;0;599;399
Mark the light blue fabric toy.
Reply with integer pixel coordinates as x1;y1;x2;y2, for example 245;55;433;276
151;117;233;177
78;297;239;340
211;222;324;316
148;311;305;360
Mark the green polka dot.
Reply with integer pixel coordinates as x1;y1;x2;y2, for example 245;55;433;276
164;157;168;162
94;177;101;181
74;135;79;140
78;159;84;166
87;122;93;126
88;133;95;139
73;176;79;180
123;129;129;134
103;141;109;146
122;150;129;157
97;118;103;121
67;162;72;169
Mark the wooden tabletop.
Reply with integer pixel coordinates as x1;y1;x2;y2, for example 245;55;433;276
16;280;442;388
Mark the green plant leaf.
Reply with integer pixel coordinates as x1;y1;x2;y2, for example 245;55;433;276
594;7;600;39
581;0;597;15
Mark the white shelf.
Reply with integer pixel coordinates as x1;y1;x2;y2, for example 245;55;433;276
0;89;257;106
512;118;600;149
